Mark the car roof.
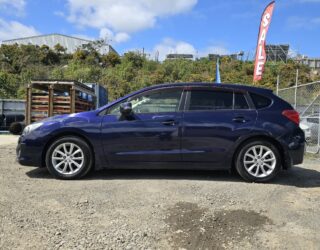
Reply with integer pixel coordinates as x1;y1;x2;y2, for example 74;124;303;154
141;82;273;94
97;82;274;113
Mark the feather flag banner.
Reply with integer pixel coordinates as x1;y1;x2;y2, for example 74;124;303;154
253;1;275;82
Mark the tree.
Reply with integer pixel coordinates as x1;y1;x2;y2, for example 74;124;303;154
54;43;67;54
0;43;318;101
101;52;121;67
122;52;145;68
73;49;88;61
0;71;20;98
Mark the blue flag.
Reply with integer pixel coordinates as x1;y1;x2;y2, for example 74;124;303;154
216;57;221;83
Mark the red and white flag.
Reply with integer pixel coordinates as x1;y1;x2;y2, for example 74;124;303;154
253;1;275;82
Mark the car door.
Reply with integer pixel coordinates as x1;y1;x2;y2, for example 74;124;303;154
100;87;184;166
181;87;257;166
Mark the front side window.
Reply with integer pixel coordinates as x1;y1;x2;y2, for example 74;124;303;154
108;88;182;115
188;90;233;111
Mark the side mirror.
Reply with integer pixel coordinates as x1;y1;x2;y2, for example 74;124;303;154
120;102;133;117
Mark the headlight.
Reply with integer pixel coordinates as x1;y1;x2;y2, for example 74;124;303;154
22;122;43;136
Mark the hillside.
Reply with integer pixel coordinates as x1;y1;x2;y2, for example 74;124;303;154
0;42;317;101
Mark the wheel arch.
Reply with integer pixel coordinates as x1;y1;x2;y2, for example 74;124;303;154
231;135;286;171
42;131;95;167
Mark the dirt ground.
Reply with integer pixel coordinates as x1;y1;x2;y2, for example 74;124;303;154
0;135;319;250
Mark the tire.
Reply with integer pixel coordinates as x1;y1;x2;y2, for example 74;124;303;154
45;136;93;180
235;140;281;183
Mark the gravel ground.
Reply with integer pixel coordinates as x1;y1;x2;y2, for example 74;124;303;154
0;135;319;249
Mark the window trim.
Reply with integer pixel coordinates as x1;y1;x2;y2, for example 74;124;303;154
249;92;273;110
184;88;252;112
104;86;185;116
234;92;252;110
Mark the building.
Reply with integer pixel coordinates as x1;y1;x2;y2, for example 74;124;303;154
208;52;244;61
1;33;117;55
166;54;194;60
265;44;289;62
294;56;320;70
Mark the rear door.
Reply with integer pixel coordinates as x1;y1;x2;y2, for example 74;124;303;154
181;87;257;166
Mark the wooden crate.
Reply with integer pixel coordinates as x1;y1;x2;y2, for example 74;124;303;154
53;96;71;114
31;94;49;122
75;97;94;113
26;80;96;124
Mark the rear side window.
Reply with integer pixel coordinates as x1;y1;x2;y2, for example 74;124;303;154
189;90;233;110
250;93;272;109
234;93;249;109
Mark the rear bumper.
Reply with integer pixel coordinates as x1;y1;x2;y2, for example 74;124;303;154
16;138;43;167
282;140;305;169
289;143;305;165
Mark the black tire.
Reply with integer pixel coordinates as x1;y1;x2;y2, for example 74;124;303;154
45;136;93;180
9;122;25;135
235;140;281;183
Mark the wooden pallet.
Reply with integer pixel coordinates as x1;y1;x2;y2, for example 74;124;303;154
53;109;69;113
54;96;70;104
75;97;95;112
31;106;48;112
31;114;48;122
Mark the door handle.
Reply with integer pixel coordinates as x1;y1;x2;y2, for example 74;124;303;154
162;119;176;126
232;116;248;123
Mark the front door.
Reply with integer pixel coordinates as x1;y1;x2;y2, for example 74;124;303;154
101;87;184;166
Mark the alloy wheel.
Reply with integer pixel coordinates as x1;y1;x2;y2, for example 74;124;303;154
51;142;84;175
243;145;276;178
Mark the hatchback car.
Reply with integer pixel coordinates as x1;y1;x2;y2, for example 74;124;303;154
17;83;305;182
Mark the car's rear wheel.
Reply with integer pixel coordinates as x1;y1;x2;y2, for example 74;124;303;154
235;140;281;182
45;136;93;179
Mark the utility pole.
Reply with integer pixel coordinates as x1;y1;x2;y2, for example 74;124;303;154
276;75;280;95
294;68;299;109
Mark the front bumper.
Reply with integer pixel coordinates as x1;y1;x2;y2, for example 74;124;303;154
16;137;43;167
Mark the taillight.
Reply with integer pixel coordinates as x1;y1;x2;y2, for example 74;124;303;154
282;110;300;125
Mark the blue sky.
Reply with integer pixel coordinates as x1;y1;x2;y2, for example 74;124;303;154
0;0;320;60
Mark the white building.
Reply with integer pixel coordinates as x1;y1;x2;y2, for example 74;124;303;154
294;56;320;70
1;33;117;55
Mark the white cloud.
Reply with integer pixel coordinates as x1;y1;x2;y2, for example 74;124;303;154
99;27;130;43
0;0;26;16
67;0;197;32
153;38;196;61
287;16;320;29
288;48;298;58
54;11;65;17
0;18;40;41
114;32;130;43
153;38;230;61
66;0;197;43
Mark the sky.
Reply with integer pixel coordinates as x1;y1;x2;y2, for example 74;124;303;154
0;0;320;60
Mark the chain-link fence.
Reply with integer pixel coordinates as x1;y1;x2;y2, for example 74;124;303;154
277;81;320;154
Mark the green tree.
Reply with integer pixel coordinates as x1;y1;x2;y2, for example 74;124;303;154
54;43;67;54
0;42;318;101
101;52;121;67
0;71;20;98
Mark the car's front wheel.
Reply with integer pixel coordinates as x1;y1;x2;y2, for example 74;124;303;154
45;136;93;179
235;140;281;182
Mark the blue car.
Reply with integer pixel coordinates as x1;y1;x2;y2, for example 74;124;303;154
17;83;305;182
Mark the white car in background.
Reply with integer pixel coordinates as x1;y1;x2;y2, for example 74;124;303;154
300;121;312;142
